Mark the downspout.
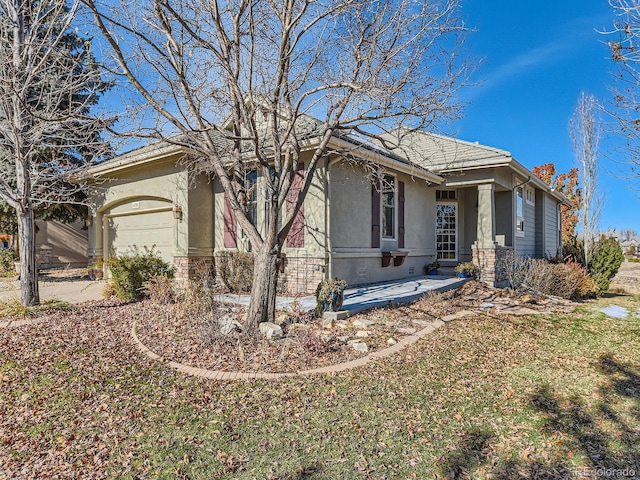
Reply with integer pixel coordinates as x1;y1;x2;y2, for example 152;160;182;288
324;156;338;280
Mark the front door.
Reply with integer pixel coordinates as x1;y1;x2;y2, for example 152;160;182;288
436;203;457;260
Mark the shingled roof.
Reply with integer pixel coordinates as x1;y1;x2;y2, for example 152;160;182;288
379;128;514;173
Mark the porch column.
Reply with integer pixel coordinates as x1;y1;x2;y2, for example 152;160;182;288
476;183;496;248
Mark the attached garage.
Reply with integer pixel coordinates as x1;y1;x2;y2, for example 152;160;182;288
105;204;175;264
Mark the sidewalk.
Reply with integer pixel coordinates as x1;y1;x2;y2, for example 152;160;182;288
216;275;467;314
0;278;105;304
0;273;467;313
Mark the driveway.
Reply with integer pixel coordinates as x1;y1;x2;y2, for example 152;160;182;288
0;268;104;304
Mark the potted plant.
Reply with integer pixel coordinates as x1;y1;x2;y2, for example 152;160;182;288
424;259;440;275
88;259;104;280
314;277;347;314
455;261;478;278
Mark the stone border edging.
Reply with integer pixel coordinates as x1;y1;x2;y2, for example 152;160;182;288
130;310;474;380
0;317;45;328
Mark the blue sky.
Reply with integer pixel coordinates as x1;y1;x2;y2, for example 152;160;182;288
453;0;640;234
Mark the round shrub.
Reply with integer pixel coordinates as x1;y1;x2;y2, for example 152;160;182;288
105;246;175;301
0;248;16;274
588;238;624;295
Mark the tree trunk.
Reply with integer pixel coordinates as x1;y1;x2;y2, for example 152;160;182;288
17;207;39;306
244;247;280;336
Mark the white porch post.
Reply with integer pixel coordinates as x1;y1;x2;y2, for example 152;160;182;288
476;183;496;248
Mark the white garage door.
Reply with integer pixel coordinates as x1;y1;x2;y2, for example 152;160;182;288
107;210;174;264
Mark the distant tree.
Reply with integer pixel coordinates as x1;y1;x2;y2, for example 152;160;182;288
532;163;582;242
619;228;638;241
0;0;109;306
569;93;603;269
85;0;471;335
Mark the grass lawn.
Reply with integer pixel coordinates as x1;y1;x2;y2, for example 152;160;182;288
0;294;639;479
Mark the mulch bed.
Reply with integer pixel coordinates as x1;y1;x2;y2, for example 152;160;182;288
134;281;576;374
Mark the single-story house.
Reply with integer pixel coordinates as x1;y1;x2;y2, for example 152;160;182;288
620;238;639;256
86;124;568;293
2;220;88;267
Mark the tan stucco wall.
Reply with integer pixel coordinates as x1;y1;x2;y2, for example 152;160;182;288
187;174;215;257
212;152;328;258
89;154;192;260
458;187;478;262
35;220;88;265
329;161;437;286
441;167;513;190
495;190;513;247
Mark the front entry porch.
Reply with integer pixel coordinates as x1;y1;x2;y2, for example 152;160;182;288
436;182;516;287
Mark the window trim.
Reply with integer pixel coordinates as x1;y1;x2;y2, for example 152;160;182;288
381;174;396;240
515;186;525;237
525;186;535;206
436;201;458;261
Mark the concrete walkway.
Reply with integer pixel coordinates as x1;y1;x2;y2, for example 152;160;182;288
216;275;467;314
0;278;105;304
0;274;466;313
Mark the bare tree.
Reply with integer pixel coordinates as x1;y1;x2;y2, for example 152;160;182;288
85;0;470;334
606;0;640;184
0;0;109;306
569;92;603;268
619;228;638;241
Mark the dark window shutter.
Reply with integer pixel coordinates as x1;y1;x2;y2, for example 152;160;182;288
371;179;380;248
223;188;237;248
398;181;405;248
286;164;305;247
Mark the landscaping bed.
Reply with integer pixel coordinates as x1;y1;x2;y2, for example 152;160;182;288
2;283;636;479
134;281;575;374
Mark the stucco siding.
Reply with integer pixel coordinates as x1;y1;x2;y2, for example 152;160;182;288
187;174;215;257
89;154;190;261
459;187;478;261
495;191;512;247
328;162;371;249
329;162;436;286
35;220;88;265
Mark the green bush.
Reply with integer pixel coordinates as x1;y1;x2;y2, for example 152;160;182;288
215;251;254;293
561;237;585;264
0;248;16;274
588;237;624;295
105;246;174;301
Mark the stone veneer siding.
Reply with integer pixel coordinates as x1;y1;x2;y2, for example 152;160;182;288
472;245;511;287
173;256;215;282
280;255;326;295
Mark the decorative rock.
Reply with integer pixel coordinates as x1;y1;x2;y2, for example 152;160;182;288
352;319;374;328
397;327;417;334
520;294;536;304
352;342;368;353
288;323;310;331
387;337;397;345
218;314;242;335
337;335;351;342
321;317;334;328
355;330;369;338
259;322;283;339
322;310;349;321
